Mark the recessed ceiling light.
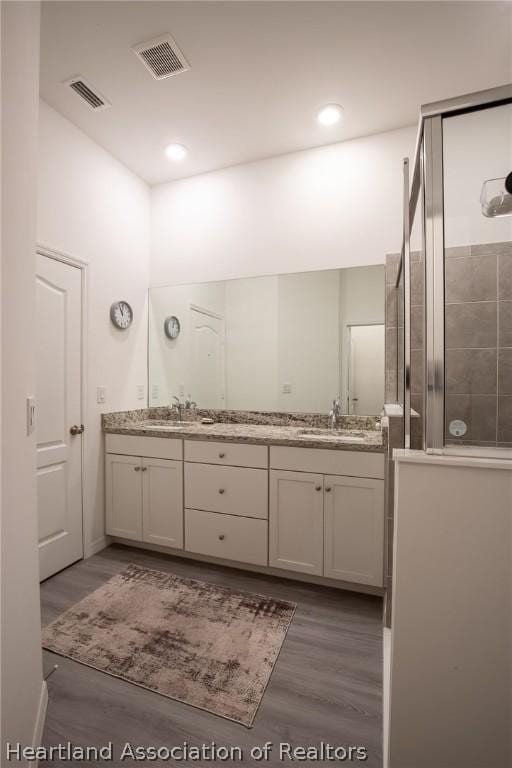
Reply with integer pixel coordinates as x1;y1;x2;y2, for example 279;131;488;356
165;143;188;161
317;104;343;127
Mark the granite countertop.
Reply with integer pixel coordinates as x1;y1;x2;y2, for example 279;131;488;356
103;409;386;453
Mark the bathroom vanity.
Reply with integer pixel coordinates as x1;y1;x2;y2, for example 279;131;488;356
103;411;386;591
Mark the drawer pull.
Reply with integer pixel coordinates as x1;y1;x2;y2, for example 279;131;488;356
218;488;226;495
218;534;226;541
325;486;332;493
315;485;322;491
219;452;226;458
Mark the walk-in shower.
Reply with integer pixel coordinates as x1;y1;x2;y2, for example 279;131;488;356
390;84;512;456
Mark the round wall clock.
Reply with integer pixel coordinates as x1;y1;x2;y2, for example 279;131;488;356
110;301;133;330
164;315;180;340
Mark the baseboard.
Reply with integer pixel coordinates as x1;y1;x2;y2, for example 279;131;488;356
28;681;48;768
110;538;385;597
84;536;110;559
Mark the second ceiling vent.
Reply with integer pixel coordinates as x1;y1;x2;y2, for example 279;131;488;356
133;34;190;80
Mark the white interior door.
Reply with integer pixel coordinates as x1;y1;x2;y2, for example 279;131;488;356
36;253;83;581
190;306;225;408
348;324;385;415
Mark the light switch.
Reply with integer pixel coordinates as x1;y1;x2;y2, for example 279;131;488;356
136;385;145;400
96;386;106;405
26;396;36;435
282;383;292;394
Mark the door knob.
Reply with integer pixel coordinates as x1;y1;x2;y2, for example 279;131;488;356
325;487;332;493
70;424;84;435
134;466;141;472
315;485;322;491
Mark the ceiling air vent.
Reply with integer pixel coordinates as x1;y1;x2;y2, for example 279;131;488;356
133;34;190;80
64;76;111;111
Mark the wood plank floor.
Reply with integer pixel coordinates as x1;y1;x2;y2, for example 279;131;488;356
40;545;384;767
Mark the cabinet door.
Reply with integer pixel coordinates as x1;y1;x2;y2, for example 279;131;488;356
142;458;183;549
105;454;142;540
324;475;384;586
269;470;324;575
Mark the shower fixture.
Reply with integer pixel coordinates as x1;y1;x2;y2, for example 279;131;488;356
480;171;512;217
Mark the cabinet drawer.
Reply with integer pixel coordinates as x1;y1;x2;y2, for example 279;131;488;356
270;446;384;479
105;434;182;461
185;508;268;566
185;463;268;519
184;439;268;468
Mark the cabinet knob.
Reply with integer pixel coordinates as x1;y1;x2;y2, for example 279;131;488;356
218;534;225;541
142;466;147;472
315;485;322;491
325;486;332;493
134;466;141;472
219;452;226;459
218;488;225;494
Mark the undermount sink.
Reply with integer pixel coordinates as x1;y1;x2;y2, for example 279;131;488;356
298;428;368;443
139;421;198;430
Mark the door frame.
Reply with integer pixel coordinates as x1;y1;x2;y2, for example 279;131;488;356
188;302;226;407
36;243;87;561
346;321;385;415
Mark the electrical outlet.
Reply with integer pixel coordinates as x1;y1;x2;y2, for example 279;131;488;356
96;386;106;405
136;385;145;400
282;383;292;394
151;384;159;400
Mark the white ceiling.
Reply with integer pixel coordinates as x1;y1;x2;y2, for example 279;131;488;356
40;1;512;186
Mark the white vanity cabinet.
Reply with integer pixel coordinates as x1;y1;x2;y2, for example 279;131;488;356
323;475;384;586
269;447;385;587
104;432;385;590
184;440;269;566
269;471;324;575
105;435;184;549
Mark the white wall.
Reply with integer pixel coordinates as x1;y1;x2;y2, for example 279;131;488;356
1;1;46;758
277;270;340;412
151;126;417;287
37;100;150;555
339;266;385;410
225;277;279;411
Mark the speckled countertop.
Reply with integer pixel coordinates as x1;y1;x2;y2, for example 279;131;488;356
103;408;386;453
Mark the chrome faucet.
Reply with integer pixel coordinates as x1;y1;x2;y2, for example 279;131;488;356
328;399;341;430
172;395;197;421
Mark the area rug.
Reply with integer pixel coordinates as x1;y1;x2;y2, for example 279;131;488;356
42;564;296;727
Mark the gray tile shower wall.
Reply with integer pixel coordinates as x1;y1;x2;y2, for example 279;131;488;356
445;241;512;447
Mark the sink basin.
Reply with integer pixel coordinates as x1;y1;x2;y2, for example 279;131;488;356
139;421;198;430
298;428;368;443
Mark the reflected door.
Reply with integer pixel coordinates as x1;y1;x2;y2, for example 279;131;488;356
36;254;83;581
190;306;225;408
348;324;385;414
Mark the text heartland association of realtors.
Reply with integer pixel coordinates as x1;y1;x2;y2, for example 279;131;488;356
6;741;370;762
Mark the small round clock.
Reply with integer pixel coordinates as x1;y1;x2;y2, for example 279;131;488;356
164;315;180;340
110;301;133;330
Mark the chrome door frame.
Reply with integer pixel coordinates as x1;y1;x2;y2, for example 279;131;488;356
401;83;512;457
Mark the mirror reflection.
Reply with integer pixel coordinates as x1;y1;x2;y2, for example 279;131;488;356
149;266;385;415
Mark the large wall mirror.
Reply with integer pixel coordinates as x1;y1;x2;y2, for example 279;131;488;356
148;265;385;415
